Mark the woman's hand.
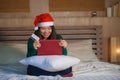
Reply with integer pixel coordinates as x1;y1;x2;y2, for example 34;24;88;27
33;41;41;49
59;40;68;48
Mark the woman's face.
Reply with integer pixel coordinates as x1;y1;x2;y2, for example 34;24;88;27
40;26;52;39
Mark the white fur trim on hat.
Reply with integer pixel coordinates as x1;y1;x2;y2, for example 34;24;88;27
38;22;54;27
34;26;38;30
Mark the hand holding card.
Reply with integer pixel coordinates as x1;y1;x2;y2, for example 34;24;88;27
31;34;41;49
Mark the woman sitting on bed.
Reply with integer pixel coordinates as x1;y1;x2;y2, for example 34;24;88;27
26;13;72;77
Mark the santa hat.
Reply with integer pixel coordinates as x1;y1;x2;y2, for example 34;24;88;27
34;13;54;30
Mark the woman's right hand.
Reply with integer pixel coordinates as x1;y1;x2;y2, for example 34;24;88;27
33;41;41;49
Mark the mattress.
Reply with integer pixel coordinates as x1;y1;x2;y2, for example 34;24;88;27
0;61;120;80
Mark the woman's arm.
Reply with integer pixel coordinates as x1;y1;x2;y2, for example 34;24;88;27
26;38;37;57
62;48;67;55
57;34;68;55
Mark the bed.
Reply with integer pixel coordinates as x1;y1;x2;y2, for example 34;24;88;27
0;26;120;80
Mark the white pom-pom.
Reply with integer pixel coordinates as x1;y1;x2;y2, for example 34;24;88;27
34;26;38;30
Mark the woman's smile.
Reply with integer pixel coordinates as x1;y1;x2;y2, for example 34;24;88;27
43;33;50;37
40;26;52;39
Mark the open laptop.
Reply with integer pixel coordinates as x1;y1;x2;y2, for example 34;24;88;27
37;40;62;55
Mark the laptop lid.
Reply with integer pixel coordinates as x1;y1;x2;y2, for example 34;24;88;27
37;40;62;55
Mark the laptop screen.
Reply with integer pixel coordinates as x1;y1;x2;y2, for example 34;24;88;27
37;40;62;55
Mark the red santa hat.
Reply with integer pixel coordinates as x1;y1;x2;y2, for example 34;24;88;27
34;13;54;30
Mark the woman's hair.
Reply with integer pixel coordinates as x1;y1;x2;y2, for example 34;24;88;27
34;26;57;39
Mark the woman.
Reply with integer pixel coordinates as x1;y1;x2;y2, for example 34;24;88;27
26;13;72;76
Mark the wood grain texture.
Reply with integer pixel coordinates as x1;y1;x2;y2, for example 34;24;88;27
0;0;30;12
49;0;105;11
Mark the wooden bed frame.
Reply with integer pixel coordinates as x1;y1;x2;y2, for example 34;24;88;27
0;26;103;60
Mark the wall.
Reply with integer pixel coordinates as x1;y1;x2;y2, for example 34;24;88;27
49;0;105;11
0;0;29;12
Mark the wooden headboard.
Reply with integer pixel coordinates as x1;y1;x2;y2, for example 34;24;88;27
0;26;103;60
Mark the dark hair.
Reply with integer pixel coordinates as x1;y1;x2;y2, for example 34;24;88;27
34;26;57;40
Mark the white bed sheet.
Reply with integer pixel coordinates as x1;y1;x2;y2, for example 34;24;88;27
0;61;120;80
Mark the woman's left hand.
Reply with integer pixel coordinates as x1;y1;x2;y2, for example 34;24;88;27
59;40;68;48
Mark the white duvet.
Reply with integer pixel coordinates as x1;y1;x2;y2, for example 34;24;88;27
0;61;120;80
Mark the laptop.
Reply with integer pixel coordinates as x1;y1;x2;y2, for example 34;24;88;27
37;40;62;55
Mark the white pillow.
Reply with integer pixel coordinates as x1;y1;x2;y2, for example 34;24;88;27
20;55;80;72
67;39;99;62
